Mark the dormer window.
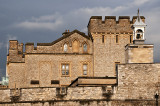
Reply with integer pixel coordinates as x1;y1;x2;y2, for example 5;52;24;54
83;43;88;53
64;43;68;52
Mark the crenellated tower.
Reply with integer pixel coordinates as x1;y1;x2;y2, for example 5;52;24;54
88;16;136;77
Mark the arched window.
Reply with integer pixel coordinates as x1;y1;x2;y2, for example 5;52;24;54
136;29;143;40
72;40;79;53
83;43;88;53
63;43;68;52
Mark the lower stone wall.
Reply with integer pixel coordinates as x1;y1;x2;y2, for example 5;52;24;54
0;100;157;106
0;87;159;106
1;63;160;105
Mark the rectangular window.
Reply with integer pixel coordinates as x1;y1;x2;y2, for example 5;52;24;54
83;64;88;75
102;35;105;43
51;80;59;84
61;64;69;76
31;80;39;84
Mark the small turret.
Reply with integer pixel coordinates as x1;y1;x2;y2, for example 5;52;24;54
133;9;147;44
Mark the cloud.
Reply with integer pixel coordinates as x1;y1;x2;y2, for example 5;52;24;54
133;0;150;6
14;13;64;31
7;34;17;41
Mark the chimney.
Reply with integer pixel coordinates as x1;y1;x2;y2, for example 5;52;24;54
62;29;70;36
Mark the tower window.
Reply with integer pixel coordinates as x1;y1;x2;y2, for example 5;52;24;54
130;35;132;43
136;34;141;39
64;43;68;52
136;29;143;40
83;64;88;75
102;35;104;43
83;43;88;53
61;64;69;76
116;35;119;43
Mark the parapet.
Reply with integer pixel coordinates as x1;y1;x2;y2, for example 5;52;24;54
9;40;24;55
25;42;34;53
9;40;18;50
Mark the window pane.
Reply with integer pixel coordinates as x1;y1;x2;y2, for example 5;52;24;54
62;70;65;75
64;43;68;52
83;44;87;52
62;65;65;70
66;70;69;75
83;64;87;70
83;71;87;75
66;65;69;70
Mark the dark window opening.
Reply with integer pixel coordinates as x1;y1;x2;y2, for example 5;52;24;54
136;34;141;39
31;80;39;84
51;80;59;84
116;35;119;43
130;35;132;43
102;35;104;43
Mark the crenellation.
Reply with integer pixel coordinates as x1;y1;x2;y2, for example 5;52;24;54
18;43;23;54
25;42;35;53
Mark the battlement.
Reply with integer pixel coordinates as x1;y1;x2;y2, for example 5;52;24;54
88;16;145;34
8;40;25;63
9;40;24;55
89;16;145;23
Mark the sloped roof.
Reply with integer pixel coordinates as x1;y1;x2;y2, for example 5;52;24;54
37;30;91;46
133;17;147;26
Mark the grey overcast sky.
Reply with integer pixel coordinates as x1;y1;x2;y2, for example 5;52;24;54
0;0;160;79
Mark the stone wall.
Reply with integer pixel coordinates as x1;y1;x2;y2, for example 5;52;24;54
116;63;160;100
2;63;160;105
0;86;157;106
8;32;93;88
125;44;154;63
87;16;141;77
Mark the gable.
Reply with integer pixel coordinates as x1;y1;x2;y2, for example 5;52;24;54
37;30;91;46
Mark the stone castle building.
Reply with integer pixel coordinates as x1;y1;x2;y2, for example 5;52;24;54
0;10;159;105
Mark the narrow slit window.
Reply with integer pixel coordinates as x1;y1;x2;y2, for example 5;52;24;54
83;64;88;75
130;35;132;43
116;35;119;43
83;43;88;53
102;35;104;43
